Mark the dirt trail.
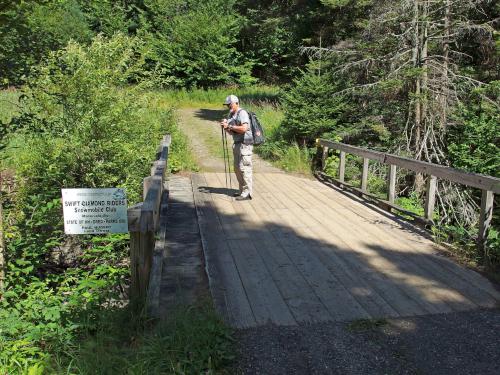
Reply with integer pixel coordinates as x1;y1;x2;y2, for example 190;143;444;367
176;107;281;173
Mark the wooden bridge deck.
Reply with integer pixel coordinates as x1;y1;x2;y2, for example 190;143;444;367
192;172;500;328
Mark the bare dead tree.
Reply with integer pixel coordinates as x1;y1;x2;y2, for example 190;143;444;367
301;0;496;227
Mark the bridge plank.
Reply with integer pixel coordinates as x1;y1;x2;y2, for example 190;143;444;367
192;173;255;328
307;206;463;314
258;174;316;228
258;176;450;314
297;226;401;318
194;172;499;327
297;176;500;304
277;175;474;314
272;227;372;321
248;195;334;323
227;239;297;326
264;176;399;317
204;173;249;240
293;177;498;310
229;175;334;323
306;211;440;316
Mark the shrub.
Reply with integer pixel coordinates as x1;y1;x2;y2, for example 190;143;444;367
142;0;254;88
0;34;192;372
280;69;350;144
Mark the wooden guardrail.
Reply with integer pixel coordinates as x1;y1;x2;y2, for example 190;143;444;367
316;139;499;251
127;134;171;303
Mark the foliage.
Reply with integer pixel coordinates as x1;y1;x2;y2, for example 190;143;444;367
0;34;202;373
11;34;158;203
157;86;280;109
0;91;20;125
280;69;351;144
76;0;131;35
0;233;129;373
277;144;313;175
447;83;500;178
0;0;92;86
141;0;254;88
54;301;234;374
237;0;365;82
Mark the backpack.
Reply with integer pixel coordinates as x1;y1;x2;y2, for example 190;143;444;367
248;111;265;146
235;109;265;146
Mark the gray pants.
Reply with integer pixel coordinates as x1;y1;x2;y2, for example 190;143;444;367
233;143;253;197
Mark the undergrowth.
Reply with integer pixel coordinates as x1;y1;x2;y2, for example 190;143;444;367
0;35;221;374
52;301;234;374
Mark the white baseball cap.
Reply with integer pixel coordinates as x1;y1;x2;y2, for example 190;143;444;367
223;95;239;105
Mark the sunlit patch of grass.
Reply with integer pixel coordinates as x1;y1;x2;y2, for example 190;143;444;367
157;86;280;109
277;143;313;176
0;89;20;124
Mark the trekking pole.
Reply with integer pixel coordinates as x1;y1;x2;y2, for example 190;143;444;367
225;131;232;189
221;126;228;188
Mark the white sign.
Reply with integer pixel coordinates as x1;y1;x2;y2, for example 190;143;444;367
62;188;128;234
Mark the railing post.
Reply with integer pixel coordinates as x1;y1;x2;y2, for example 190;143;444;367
387;164;397;204
478;189;494;252
129;231;141;302
143;176;153;201
424;175;437;222
321;146;329;171
361;157;369;193
128;134;170;307
339;151;346;183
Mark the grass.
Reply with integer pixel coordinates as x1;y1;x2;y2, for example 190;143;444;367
0;89;19;124
144;92;198;172
156;86;280;109
50;301;235;374
152;86;317;176
347;318;388;333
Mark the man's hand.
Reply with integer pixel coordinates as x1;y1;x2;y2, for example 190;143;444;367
220;119;229;130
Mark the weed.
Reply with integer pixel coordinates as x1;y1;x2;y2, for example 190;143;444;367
52;301;234;374
347;318;388;333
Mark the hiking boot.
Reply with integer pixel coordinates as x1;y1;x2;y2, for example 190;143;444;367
235;195;252;201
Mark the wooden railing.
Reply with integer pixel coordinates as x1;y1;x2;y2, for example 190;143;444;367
127;134;171;305
316;139;499;251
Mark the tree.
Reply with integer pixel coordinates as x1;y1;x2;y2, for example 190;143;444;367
0;0;92;86
305;2;496;196
141;0;254;88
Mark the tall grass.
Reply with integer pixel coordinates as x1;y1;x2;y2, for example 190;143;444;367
156;86;313;175
0;89;19;124
51;301;234;374
157;86;280;109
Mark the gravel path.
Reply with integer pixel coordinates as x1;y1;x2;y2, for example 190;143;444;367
176;107;281;173
235;309;500;375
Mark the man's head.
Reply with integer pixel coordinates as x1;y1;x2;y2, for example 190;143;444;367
223;95;239;111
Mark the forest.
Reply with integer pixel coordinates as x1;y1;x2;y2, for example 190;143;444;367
0;0;498;373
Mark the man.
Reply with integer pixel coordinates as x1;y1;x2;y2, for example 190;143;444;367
220;95;253;201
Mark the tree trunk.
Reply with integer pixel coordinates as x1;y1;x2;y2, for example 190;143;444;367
413;0;426;193
412;0;421;153
440;0;451;130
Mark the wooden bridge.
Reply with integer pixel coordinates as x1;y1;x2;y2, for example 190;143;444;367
128;136;500;328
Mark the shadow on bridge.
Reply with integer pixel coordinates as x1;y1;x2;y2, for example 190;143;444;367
197;185;239;197
155;172;500;373
188;174;500;329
